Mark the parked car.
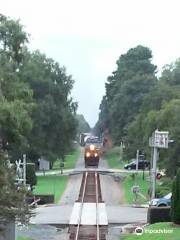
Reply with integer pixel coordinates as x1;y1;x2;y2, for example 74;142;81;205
124;160;150;170
149;193;172;207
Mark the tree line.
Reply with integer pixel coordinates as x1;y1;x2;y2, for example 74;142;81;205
0;14;78;163
0;14;80;219
95;45;180;177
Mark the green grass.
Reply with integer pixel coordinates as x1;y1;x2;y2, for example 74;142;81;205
53;148;80;170
122;222;180;240
104;148;150;204
33;175;68;203
122;172;149;204
104;147;125;168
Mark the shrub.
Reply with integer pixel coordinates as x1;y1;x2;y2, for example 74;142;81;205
155;186;171;198
26;164;37;189
171;168;180;224
155;177;172;198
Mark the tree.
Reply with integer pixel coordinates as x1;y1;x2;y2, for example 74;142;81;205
161;59;180;86
0;15;32;222
96;45;157;144
125;82;180;159
20;50;77;164
0;14;78;221
129;99;180;176
171;168;180;224
94;96;109;136
76;114;91;135
0;14;28;64
26;164;37;189
0;14;34;159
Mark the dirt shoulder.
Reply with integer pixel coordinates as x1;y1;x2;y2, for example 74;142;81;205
99;157;125;205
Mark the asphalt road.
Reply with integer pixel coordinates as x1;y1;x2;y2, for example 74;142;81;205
30;204;147;225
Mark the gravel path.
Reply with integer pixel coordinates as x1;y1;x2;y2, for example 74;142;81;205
59;174;82;205
59;147;84;205
100;173;124;205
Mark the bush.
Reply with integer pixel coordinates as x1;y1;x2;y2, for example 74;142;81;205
26;164;37;188
147;207;171;224
155;177;172;198
155;186;171;198
171;168;180;224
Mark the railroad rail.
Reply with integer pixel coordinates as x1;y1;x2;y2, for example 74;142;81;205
69;171;107;240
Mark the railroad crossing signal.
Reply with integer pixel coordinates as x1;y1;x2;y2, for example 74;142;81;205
15;154;26;185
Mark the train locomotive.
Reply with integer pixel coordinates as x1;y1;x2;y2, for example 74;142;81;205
84;136;101;167
84;144;99;167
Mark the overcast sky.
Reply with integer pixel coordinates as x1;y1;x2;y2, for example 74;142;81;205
1;0;180;127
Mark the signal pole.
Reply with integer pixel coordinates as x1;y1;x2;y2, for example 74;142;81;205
136;149;139;172
151;147;158;199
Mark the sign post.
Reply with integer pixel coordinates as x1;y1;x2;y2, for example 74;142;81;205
136;149;139;172
149;130;169;199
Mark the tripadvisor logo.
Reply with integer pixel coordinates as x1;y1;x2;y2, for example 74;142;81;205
135;226;144;235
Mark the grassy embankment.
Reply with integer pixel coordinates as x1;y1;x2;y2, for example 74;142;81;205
123;172;149;204
103;146;125;169
33;175;68;203
53;148;80;170
33;148;80;203
121;222;180;240
104;147;149;204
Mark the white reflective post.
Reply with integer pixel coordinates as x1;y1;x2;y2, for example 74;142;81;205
23;154;26;185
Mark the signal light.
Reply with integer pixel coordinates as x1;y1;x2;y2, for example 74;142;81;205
90;144;95;151
156;173;162;180
86;152;90;157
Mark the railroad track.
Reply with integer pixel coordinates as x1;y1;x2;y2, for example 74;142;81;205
69;171;107;240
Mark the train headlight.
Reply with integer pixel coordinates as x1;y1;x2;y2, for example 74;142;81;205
90;144;95;151
94;153;98;157
86;152;90;157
